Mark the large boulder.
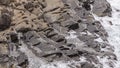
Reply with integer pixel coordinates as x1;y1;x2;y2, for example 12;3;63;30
92;0;112;17
0;9;12;31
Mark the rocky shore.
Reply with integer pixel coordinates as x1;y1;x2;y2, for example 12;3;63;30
0;0;116;68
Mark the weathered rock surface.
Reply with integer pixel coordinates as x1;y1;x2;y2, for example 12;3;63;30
0;9;12;31
92;0;112;17
0;0;115;68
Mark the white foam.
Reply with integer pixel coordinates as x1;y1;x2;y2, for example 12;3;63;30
65;30;77;39
20;41;69;68
97;56;112;68
19;39;81;68
93;0;120;68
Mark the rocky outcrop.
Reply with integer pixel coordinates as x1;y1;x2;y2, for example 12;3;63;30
92;0;112;17
0;0;115;68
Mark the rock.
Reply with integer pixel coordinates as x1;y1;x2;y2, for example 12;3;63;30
0;0;11;5
52;23;63;32
61;20;76;27
0;10;12;31
16;27;32;33
30;38;41;46
24;2;34;12
68;23;79;30
66;44;76;50
44;0;64;11
18;59;28;68
0;0;115;67
66;0;79;9
86;41;101;52
92;0;112;16
35;43;56;52
87;24;98;33
55;35;67;44
85;55;99;64
82;1;91;10
78;35;95;42
9;33;18;43
44;28;67;44
23;31;39;42
44;12;60;23
59;46;70;50
17;52;28;68
0;43;8;55
42;52;63;62
76;23;87;32
0;54;9;63
63;50;80;60
45;30;58;38
75;7;91;19
61;13;71;21
81;62;95;68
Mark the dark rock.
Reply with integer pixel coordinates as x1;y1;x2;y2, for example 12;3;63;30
68;23;79;30
0;11;12;31
46;30;57;38
43;28;53;36
44;28;67;44
9;33;18;43
24;2;34;12
81;62;95;68
51;35;67;44
102;4;112;17
18;59;28;68
78;51;84;55
42;52;68;62
109;21;113;25
56;35;66;43
59;46;70;50
63;50;80;60
82;1;91;10
67;44;76;49
42;52;62;58
16;27;32;33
